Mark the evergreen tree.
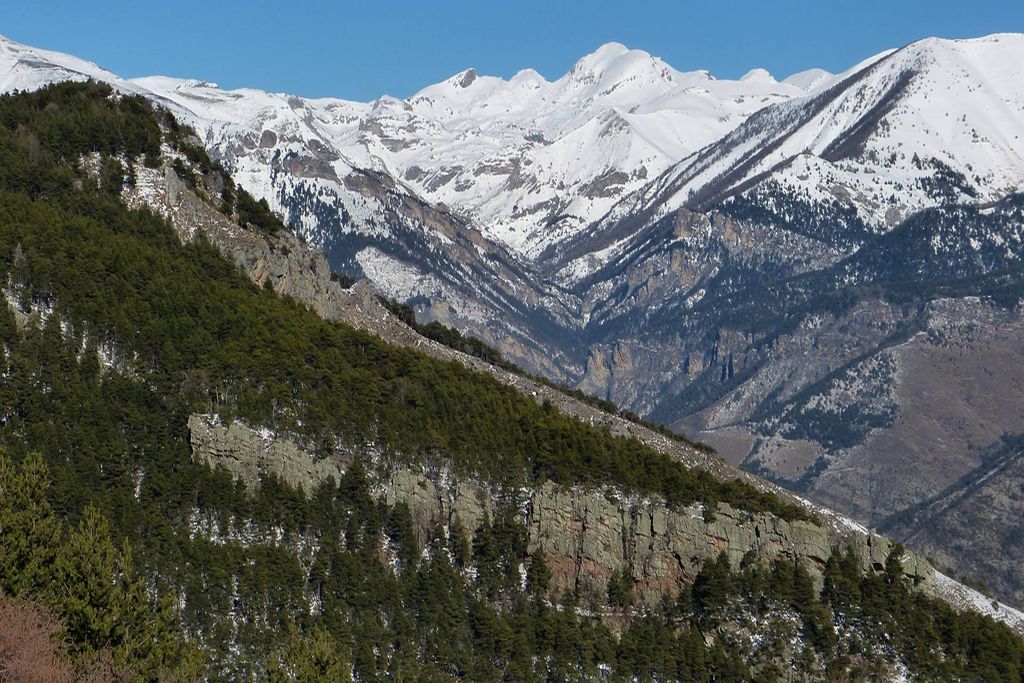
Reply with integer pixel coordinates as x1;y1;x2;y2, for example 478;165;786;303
607;568;632;610
53;506;126;658
526;549;551;599
692;553;733;624
0;451;62;596
267;624;351;682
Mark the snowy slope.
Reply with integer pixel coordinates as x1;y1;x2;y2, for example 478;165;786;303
546;34;1024;284
0;34;146;94
934;571;1024;633
373;43;824;256
127;42;826;258
0;33;830;267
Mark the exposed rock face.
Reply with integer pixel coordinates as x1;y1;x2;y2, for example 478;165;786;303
543;192;1024;607
140;154;944;606
122;156;731;481
528;486;933;607
189;415;933;610
187;415;346;493
124;161;363;325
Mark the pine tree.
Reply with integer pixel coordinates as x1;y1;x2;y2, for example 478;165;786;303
0;451;63;596
692;553;733;625
607;568;632;610
267;624;351;682
53;505;124;657
526;549;551;599
114;544;202;680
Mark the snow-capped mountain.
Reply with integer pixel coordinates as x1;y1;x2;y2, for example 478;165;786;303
544;33;1024;283
131;42;827;259
0;34;145;94
52;34;837;376
0;33;587;378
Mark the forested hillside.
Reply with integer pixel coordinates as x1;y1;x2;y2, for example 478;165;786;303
0;82;1022;681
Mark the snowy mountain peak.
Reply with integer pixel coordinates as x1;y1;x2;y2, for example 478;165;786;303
571;41;633;73
511;67;546;84
565;31;1024;285
782;67;832;90
740;67;776;83
453;67;477;88
4;31;1018;268
567;42;677;90
0;34;140;95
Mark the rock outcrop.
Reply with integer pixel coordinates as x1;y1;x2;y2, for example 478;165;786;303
189;415;933;610
124;161;365;326
187;415;346;493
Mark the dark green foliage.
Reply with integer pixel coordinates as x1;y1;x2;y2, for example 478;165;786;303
0;453;198;678
267;624;351;682
720;181;871;248
823;546;1024;682
525;548;551;599
0;145;802;520
236;186;287;235
692;552;734;625
0;81;160;173
378;295;720;456
379;296;509;368
472;512;528;600
170;156;196;186
98;154;126;195
219;172;236;214
606;568;633;610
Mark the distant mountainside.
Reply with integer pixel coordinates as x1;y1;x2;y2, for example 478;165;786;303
3;32;1024;613
132;42;829;258
553;34;1023;277
528;33;1024;606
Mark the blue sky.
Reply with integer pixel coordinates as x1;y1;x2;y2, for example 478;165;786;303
3;1;1022;101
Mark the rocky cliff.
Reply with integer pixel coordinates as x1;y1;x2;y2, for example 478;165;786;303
189;414;934;612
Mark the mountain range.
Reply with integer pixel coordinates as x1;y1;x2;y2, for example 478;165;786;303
2;31;1023;612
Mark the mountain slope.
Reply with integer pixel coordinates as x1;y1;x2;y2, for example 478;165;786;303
546;33;1024;282
133;42;823;258
0;33;833;380
529;35;1024;609
5;81;1024;680
126;71;585;378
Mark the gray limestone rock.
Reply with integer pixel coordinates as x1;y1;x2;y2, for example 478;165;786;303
189;415;934;610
